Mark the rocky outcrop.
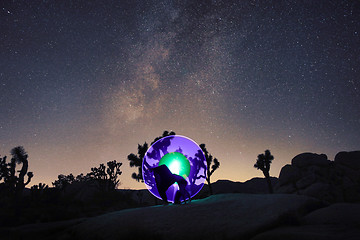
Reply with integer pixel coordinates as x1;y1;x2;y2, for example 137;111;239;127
275;151;360;203
334;151;360;169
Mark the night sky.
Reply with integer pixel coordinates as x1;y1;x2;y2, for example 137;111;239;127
1;0;359;189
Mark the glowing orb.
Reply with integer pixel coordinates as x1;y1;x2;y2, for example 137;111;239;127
159;152;191;179
142;135;207;203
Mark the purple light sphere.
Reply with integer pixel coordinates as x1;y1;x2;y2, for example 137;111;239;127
142;135;207;203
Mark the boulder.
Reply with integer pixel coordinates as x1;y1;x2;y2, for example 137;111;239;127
300;182;330;199
333;163;359;184
335;151;360;170
278;165;301;186
277;151;360;203
296;173;317;190
300;183;345;203
275;183;297;194
341;177;360;202
305;165;329;179
291;153;329;168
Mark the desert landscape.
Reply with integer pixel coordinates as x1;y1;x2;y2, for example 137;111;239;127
1;152;359;240
1;0;359;239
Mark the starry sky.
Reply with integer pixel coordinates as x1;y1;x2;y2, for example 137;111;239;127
1;0;359;189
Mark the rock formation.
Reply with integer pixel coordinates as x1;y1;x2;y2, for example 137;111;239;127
275;151;360;203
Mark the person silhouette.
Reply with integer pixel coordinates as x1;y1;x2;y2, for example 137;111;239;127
151;164;190;204
172;174;191;204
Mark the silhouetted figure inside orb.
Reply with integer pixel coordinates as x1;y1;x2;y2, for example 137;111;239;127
172;174;191;204
151;164;190;204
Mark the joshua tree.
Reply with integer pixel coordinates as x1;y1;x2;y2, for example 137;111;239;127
87;160;122;190
0;155;9;194
200;144;220;195
254;149;274;194
11;146;34;193
0;155;8;183
105;160;123;189
30;183;49;200
127;130;175;182
53;160;123;191
127;143;148;182
0;146;33;196
31;183;48;190
150;130;176;145
89;164;107;181
52;173;76;189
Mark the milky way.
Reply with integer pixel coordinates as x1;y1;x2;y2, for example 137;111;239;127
1;0;359;188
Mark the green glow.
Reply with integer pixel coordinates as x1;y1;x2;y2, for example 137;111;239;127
159;152;191;179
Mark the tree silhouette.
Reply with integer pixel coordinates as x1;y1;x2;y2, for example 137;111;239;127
53;160;122;191
127;130;175;182
52;173;76;189
254;149;274;194
0;146;33;196
150;130;176;145
31;182;48;190
0;155;8;183
189;150;207;186
89;164;107;181
87;160;123;190
75;173;89;182
200;144;220;195
127;143;148;182
106;160;123;189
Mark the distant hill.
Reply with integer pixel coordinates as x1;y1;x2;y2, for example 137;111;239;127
193;177;278;199
207;177;279;194
128;177;279;204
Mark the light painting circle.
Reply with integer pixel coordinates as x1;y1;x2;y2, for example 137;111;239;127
142;135;207;203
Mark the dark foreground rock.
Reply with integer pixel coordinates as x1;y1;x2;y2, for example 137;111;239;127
64;193;324;240
3;193;323;240
250;225;360;240
5;194;360;240
250;203;360;240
